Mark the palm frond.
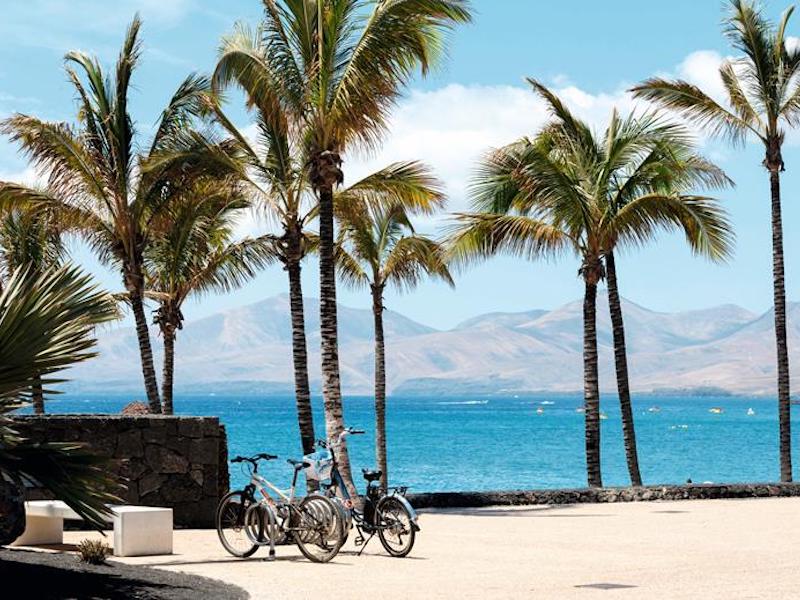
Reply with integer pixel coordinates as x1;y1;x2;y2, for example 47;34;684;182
324;0;473;151
0;264;120;529
445;213;572;268
383;234;454;291
150;73;211;155
631;78;760;144
609;193;734;262
337;161;446;215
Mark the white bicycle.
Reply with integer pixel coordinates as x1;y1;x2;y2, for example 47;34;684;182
215;452;345;563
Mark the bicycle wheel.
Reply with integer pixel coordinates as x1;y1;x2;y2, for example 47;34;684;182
293;495;345;563
322;494;352;545
377;496;416;557
216;490;262;558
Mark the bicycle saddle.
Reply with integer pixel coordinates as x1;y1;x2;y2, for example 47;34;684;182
287;458;310;470
362;468;382;482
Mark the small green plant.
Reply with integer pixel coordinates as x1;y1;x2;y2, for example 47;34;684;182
77;539;111;565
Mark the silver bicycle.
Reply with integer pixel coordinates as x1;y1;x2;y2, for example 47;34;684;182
216;452;345;563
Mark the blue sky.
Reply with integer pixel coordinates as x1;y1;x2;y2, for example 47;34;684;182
1;0;798;329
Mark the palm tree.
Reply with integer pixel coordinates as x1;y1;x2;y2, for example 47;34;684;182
0;16;239;413
449;82;733;487
0;206;66;413
632;0;799;482
145;184;277;415
203;76;320;458
215;0;473;494
0;264;121;545
336;162;453;489
214;0;471;496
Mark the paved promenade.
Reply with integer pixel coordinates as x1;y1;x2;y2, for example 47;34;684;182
60;497;798;599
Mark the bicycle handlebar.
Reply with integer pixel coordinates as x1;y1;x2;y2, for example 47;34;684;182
315;427;365;450
231;452;278;464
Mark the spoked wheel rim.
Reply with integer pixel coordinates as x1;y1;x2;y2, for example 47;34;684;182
216;492;262;558
377;498;415;557
293;495;344;563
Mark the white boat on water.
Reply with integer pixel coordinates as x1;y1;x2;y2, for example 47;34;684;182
747;408;756;416
709;407;724;414
648;406;661;413
536;407;545;415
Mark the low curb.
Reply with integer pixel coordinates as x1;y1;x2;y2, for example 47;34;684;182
407;482;800;508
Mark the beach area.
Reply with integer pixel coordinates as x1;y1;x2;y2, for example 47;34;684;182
39;497;795;599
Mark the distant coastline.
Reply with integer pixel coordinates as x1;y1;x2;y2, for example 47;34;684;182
59;382;778;400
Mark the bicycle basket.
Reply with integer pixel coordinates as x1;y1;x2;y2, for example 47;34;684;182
303;449;333;481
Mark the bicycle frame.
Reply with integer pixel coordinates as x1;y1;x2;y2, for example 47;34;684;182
322;435;420;534
238;462;312;554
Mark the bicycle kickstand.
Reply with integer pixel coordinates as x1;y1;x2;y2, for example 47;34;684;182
354;527;375;556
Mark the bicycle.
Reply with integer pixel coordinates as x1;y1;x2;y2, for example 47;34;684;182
215;452;345;563
315;428;420;557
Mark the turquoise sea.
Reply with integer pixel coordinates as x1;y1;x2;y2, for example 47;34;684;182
32;394;800;491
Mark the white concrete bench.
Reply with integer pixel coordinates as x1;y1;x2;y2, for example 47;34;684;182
12;501;173;557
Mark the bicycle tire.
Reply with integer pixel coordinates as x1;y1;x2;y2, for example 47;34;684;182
293;494;345;563
377;496;416;557
216;490;262;558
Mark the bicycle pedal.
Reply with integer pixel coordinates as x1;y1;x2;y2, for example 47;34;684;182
354;536;365;546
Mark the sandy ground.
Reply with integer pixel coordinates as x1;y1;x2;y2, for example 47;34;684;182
42;498;799;599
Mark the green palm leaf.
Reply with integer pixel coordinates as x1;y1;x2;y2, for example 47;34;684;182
0;265;121;530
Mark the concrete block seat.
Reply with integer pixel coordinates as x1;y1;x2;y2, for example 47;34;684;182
12;501;173;557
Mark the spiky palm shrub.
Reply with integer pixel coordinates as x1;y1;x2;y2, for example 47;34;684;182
0;206;66;413
449;82;733;488
632;0;799;482
214;0;472;498
0;265;121;545
0;16;241;413
336;162;453;489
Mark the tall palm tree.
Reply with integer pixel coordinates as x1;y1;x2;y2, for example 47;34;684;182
0;206;66;414
0;264;120;545
203;76;320;458
336;162;453;490
632;0;798;482
145;184;277;415
449;82;733;487
0;16;239;413
214;0;471;496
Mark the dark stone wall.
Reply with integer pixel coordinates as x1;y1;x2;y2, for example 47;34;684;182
12;416;229;528
408;482;800;509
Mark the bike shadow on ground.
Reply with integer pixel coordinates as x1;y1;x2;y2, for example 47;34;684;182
421;505;617;518
337;549;428;560
133;554;351;568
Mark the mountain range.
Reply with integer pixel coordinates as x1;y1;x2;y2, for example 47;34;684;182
67;293;800;396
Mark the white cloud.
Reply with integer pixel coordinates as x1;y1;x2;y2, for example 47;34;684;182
676;50;727;102
0;167;42;188
343;82;640;217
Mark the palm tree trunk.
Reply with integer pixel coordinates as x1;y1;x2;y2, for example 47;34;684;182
372;285;388;490
583;278;602;488
318;181;358;499
770;169;792;482
130;291;161;414
605;251;642;486
287;258;316;456
32;374;44;415
161;324;175;416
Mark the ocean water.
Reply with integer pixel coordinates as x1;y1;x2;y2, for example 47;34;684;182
30;394;800;492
